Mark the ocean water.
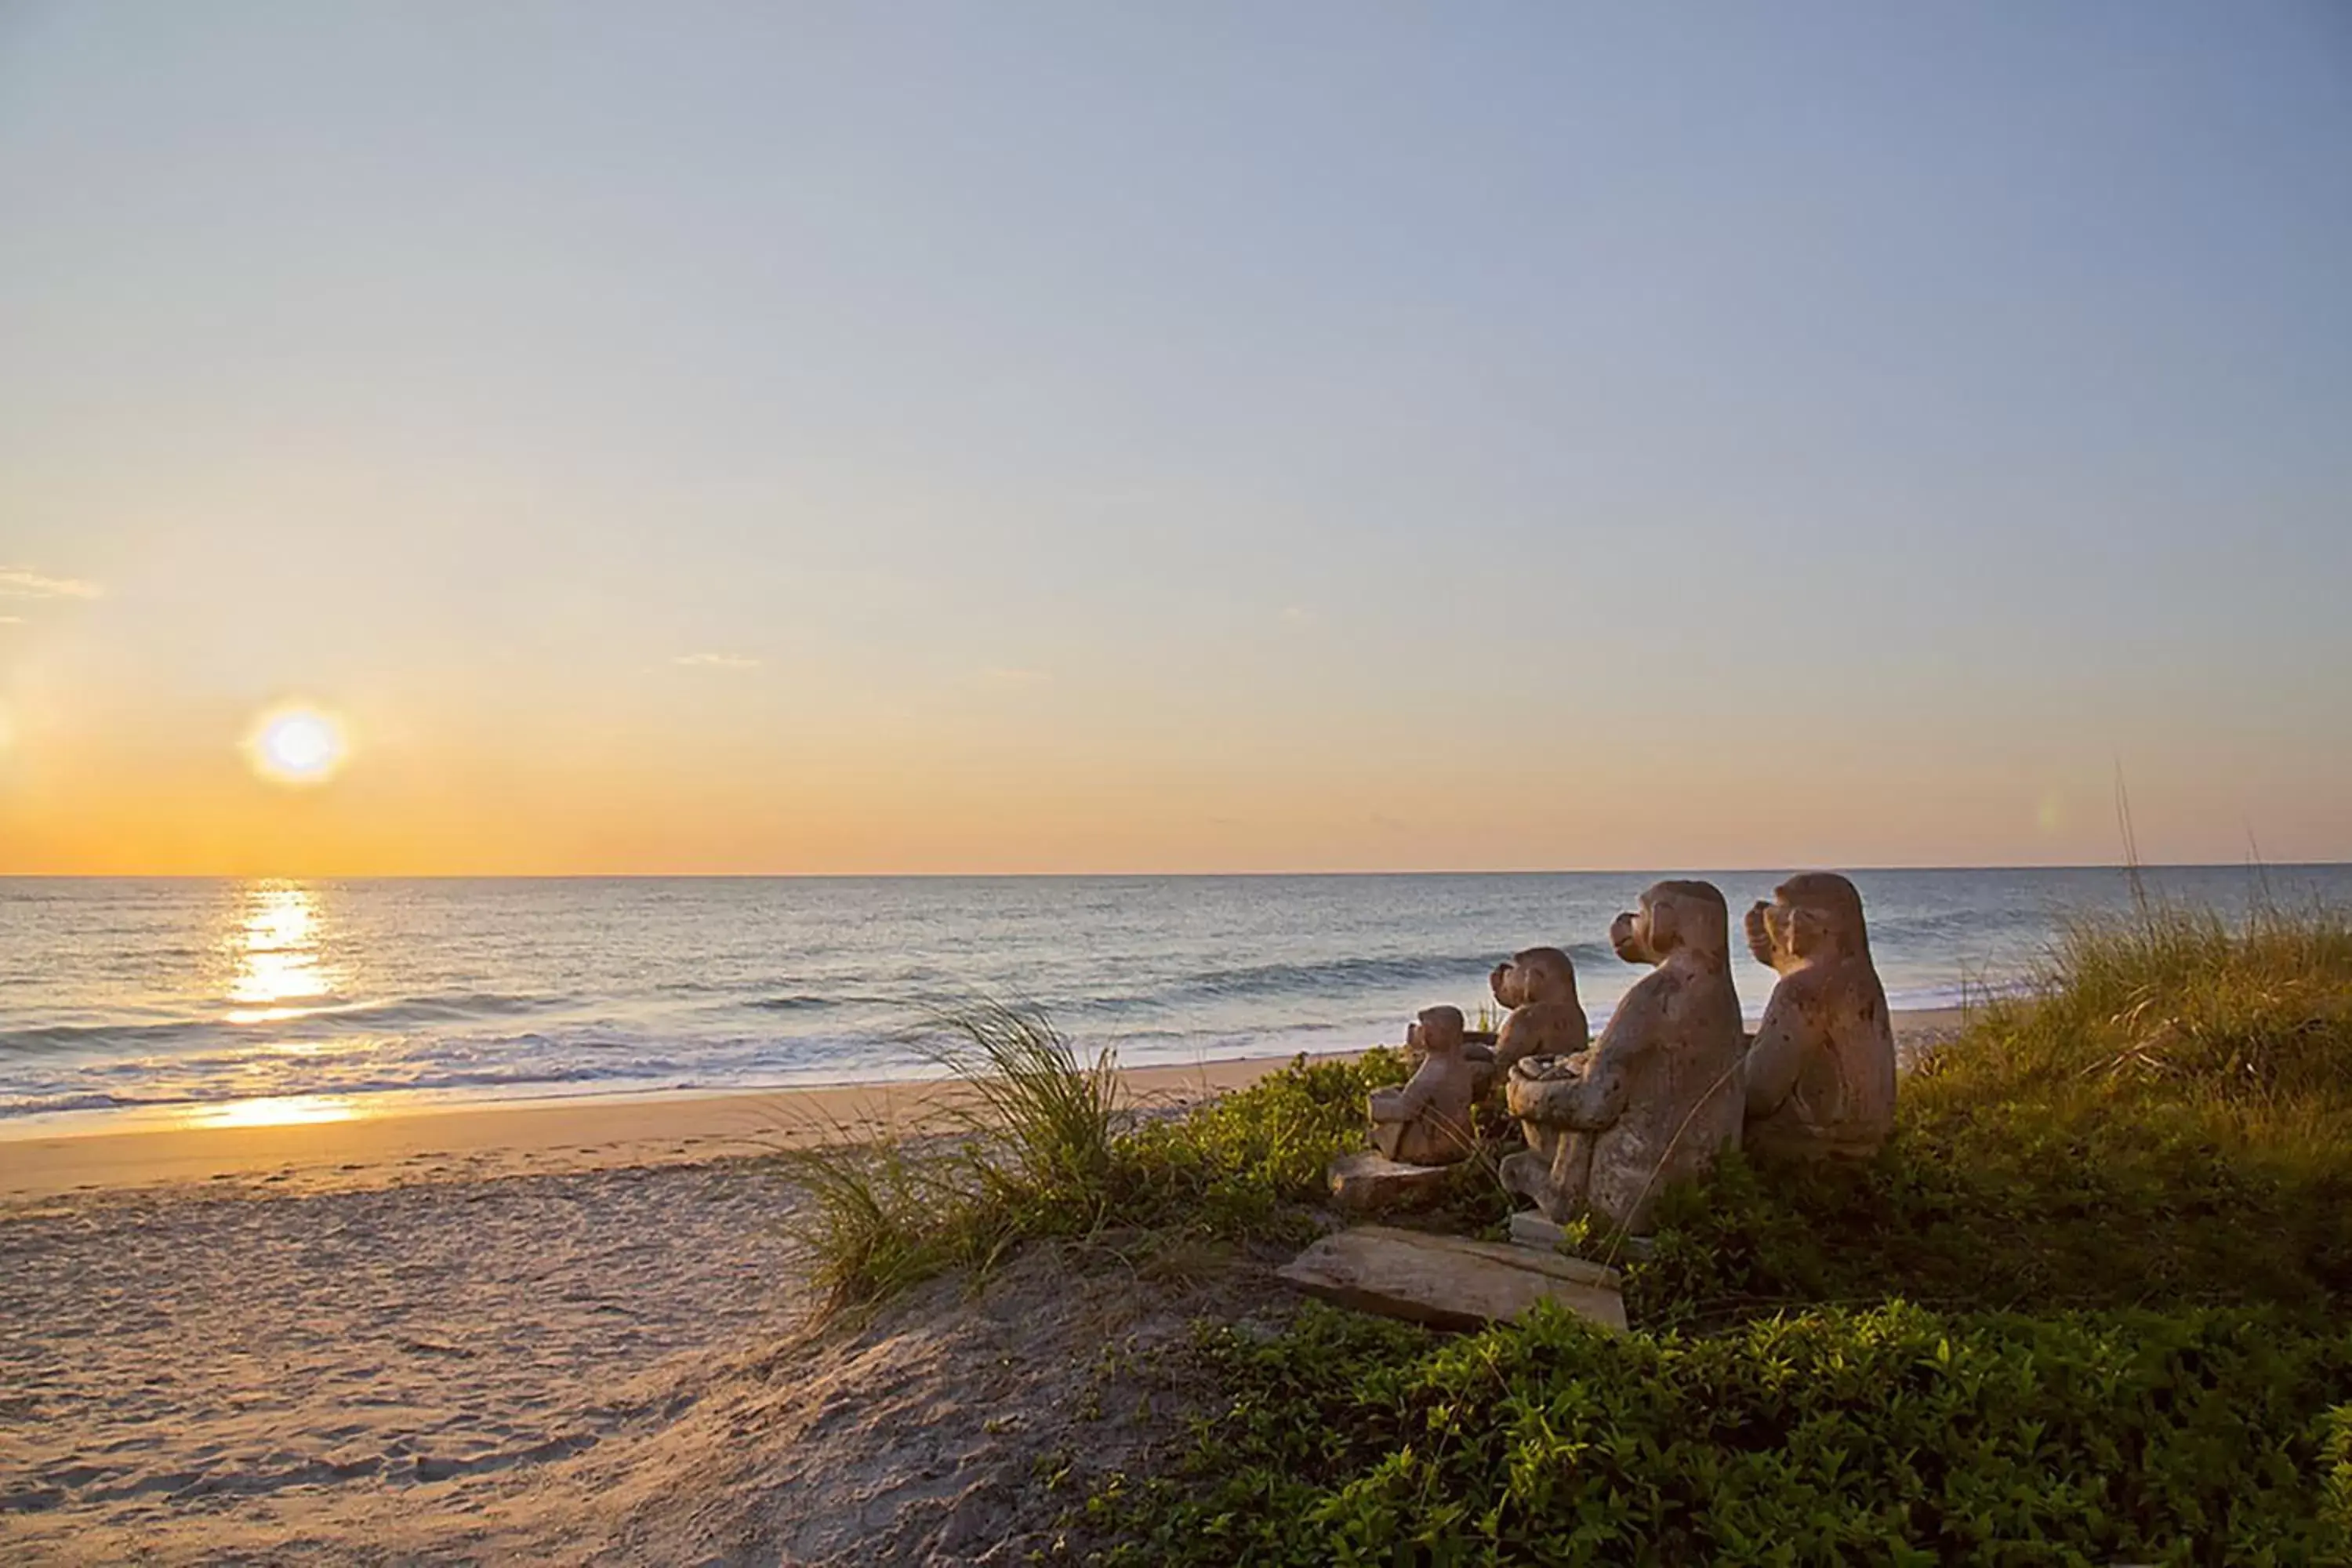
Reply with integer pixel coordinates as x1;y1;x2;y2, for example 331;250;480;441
2;867;2346;1127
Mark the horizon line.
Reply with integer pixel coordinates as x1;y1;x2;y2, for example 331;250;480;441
2;861;2345;881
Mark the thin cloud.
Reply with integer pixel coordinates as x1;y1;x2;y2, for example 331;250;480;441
673;652;763;670
0;567;103;600
0;615;22;625
978;666;1051;685
1279;604;1318;626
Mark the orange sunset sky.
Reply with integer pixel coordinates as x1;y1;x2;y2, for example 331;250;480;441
4;5;2348;876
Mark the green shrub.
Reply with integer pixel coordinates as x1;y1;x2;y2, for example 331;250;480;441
1108;1048;1417;1239
1092;1302;2352;1565
2323;1405;2352;1557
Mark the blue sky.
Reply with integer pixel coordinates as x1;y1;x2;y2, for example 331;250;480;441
2;2;2347;872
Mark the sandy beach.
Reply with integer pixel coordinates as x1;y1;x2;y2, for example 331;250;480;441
0;1012;1967;1564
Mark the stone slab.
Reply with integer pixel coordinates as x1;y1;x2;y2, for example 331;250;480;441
1326;1150;1455;1214
1278;1225;1627;1333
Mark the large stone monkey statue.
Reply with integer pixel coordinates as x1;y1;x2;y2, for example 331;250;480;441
1742;872;1897;1161
1503;880;1745;1234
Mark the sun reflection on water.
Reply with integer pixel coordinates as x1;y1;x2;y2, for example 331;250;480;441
183;1094;360;1130
225;882;339;1025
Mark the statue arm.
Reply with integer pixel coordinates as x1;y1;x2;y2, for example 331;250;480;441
1493;1012;1533;1072
1743;992;1821;1120
1510;1022;1639;1130
1392;1061;1442;1119
1563;1039;1634;1129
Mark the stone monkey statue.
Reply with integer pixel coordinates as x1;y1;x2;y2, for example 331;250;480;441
1370;1005;1480;1166
1490;946;1591;1074
1742;872;1897;1161
1502;880;1746;1233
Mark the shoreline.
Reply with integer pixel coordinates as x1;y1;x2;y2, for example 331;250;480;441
0;1008;1969;1202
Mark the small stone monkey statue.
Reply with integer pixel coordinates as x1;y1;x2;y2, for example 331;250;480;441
1369;1005;1480;1166
1490;946;1591;1073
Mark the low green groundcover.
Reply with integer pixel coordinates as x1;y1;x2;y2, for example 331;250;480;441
1091;1301;2352;1565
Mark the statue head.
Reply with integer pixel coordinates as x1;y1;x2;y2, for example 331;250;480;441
1490;946;1577;1009
1405;1004;1467;1058
1745;872;1871;969
1610;880;1730;970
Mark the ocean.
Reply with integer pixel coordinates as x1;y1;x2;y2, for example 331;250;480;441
3;866;2345;1128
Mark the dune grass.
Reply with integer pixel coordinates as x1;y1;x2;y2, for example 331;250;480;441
768;1002;1133;1314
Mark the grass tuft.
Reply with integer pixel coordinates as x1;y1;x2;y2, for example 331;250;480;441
916;1000;1131;1226
768;1131;965;1316
769;1006;1414;1317
2003;895;2352;1104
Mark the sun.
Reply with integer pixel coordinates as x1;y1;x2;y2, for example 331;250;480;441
246;704;350;786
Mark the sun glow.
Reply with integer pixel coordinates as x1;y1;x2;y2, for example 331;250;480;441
247;705;349;786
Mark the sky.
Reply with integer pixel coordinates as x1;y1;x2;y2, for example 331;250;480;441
2;2;2348;875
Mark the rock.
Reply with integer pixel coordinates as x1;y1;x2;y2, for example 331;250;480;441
1277;1225;1626;1332
1326;1150;1454;1214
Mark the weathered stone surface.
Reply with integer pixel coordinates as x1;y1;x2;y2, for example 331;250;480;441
1277;1225;1626;1332
1410;1032;1500;1101
1742;872;1898;1161
1502;880;1746;1235
1507;1210;1570;1250
1490;946;1591;1073
1368;1006;1479;1167
1326;1150;1454;1214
